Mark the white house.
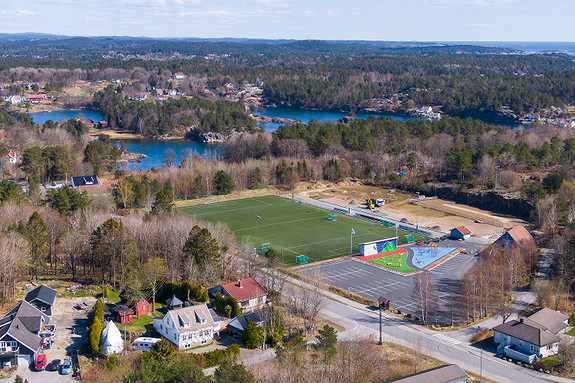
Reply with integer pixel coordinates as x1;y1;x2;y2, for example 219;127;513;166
153;303;218;350
493;308;569;363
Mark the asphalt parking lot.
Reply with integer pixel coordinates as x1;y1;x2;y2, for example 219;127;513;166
300;249;478;325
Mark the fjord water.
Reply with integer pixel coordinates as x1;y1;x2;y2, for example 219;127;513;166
28;110;106;125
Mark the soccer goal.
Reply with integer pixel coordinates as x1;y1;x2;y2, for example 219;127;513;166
296;255;309;264
404;235;415;243
260;242;271;251
327;213;337;221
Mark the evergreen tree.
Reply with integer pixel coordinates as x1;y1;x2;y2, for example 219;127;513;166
242;320;263;349
214;170;235;194
214;359;255;383
182;225;220;273
314;324;338;365
151;182;175;216
20;212;48;280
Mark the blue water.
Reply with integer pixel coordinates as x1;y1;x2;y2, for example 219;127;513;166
119;139;220;171
28;110;105;125
256;106;422;131
446;41;575;56
410;247;457;269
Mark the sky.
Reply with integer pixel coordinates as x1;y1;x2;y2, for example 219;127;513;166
0;0;573;42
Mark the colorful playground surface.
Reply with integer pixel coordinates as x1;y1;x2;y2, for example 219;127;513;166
409;246;458;269
366;249;415;273
361;245;459;273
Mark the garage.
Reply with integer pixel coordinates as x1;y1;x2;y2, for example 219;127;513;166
17;354;31;367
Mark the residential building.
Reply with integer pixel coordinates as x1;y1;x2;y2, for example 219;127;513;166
212;278;268;313
174;72;185;79
153;303;218;350
70;175;99;188
7;151;18;164
226;310;265;337
111;304;134;324
0;300;52;367
450;226;471;240
25;285;57;316
390;364;468;383
3;95;24;104
28;94;46;104
493;308;569;363
495;224;536;249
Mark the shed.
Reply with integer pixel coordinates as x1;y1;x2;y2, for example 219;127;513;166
450;226;471;240
165;295;183;310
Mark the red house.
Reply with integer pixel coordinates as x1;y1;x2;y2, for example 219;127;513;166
134;299;151;316
112;305;134;324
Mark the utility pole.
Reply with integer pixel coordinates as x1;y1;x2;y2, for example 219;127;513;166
378;301;383;345
102;279;105;300
123;311;127;353
255;215;261;250
479;349;483;382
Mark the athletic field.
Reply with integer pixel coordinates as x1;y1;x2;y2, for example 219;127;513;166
179;195;427;266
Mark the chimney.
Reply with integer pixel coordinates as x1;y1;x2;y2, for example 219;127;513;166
238;279;242;289
520;318;524;324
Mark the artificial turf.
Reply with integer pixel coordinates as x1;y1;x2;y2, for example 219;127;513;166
179;195;427;266
368;252;415;273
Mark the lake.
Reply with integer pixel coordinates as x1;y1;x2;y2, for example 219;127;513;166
28;110;106;125
255;106;423;131
119;139;220;171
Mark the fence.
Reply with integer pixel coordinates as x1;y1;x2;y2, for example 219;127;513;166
289;196;444;237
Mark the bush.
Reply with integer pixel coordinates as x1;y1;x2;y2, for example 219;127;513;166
104;285;110;299
211;292;241;318
191;344;241;368
569;313;575;326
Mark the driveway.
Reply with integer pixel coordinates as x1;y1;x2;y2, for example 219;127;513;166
1;296;95;383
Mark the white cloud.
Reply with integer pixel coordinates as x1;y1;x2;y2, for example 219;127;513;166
424;0;518;4
252;0;288;8
15;10;37;16
177;10;233;17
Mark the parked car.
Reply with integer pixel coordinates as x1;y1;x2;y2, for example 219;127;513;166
60;357;72;375
47;359;61;371
34;354;47;371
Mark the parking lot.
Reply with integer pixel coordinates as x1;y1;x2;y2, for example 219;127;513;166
299;249;478;325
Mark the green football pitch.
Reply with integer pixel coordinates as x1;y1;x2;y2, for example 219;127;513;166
179;195;427;266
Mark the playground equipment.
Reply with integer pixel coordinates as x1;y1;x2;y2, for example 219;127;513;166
374;198;385;207
327;213;337;221
404;234;415;243
296;255;309;264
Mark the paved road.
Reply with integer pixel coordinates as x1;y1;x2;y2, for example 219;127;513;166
284;276;574;383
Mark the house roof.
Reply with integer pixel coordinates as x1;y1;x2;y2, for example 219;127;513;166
493;318;561;347
71;175;99;187
226;310;265;335
503;225;535;245
526;308;569;334
0;300;49;353
111;304;134;316
454;226;471;235
390;364;469;383
220;278;267;303
165;303;214;334
25;285;57;307
165;295;183;307
208;308;223;324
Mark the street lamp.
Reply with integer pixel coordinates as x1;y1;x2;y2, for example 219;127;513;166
255;215;261;251
415;192;420;229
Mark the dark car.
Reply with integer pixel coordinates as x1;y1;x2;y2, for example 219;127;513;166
47;359;61;371
60;357;72;375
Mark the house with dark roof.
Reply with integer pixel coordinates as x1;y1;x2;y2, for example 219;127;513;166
495;224;535;249
0;300;51;367
226;310;265;336
211;278;268;313
70;175;99;188
153;303;219;350
493;308;569;363
450;226;471;240
390;364;468;383
25;285;57;316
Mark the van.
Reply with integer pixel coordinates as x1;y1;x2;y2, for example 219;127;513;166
131;337;161;352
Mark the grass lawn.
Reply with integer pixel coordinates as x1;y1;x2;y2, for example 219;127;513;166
179;195;427;266
124;310;164;332
368;252;415;273
567;327;575;336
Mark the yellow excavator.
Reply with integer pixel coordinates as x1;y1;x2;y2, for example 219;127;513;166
366;198;375;210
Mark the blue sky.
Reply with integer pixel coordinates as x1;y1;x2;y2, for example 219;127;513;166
0;0;573;41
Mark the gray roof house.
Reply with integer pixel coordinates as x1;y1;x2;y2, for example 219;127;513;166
0;300;51;367
25;285;57;316
70;175;99;188
226;310;265;336
153;303;219;350
390;364;468;383
165;295;183;310
493;307;569;363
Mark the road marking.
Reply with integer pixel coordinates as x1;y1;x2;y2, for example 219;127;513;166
433;333;462;345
